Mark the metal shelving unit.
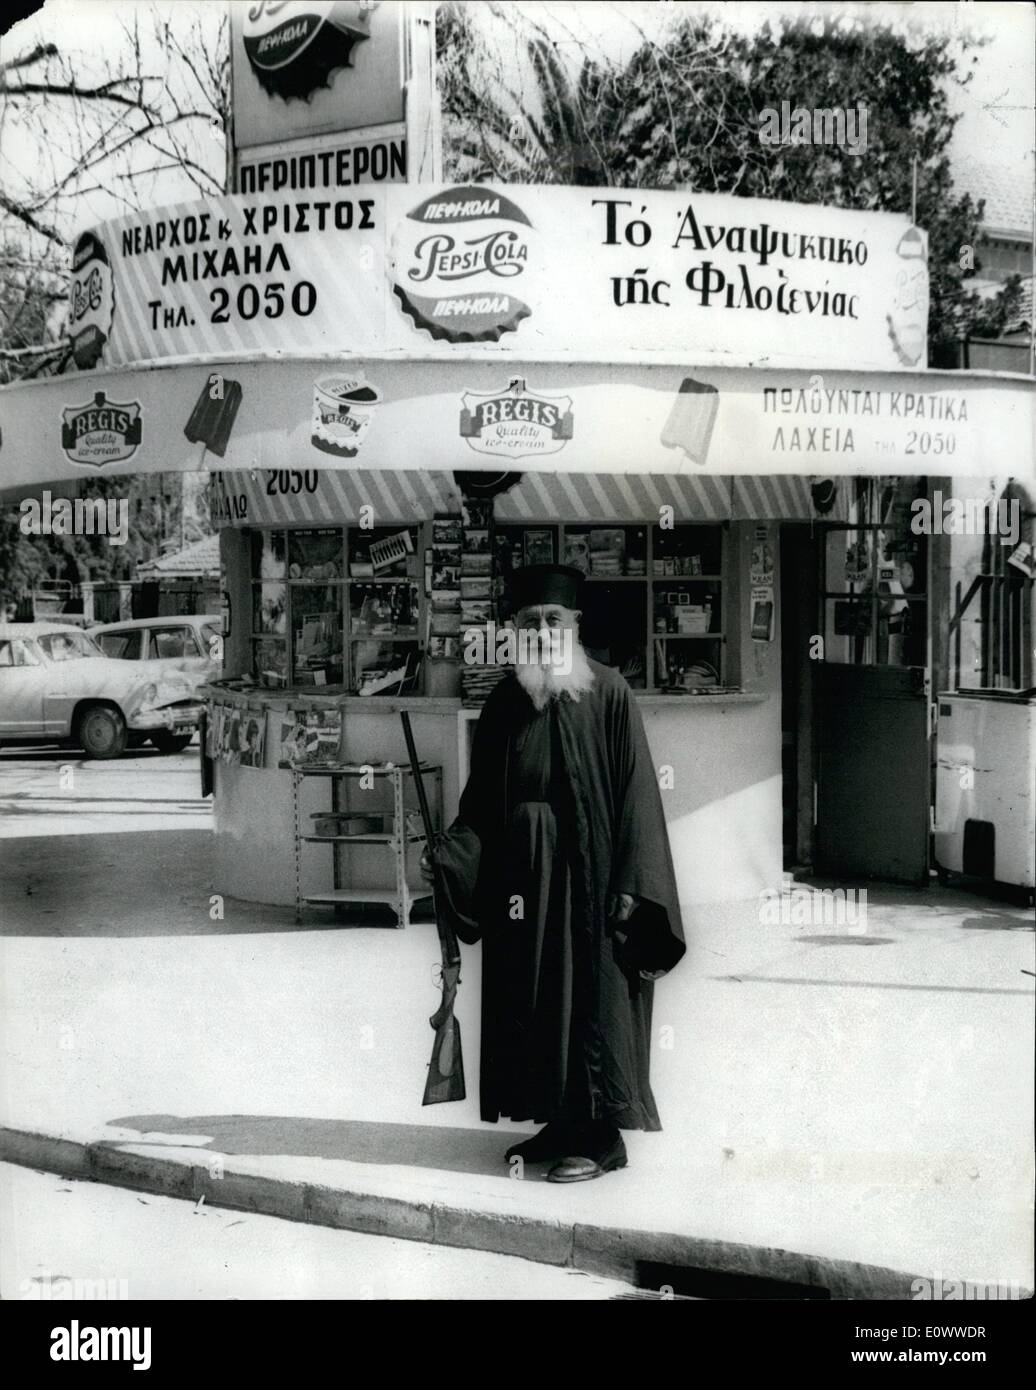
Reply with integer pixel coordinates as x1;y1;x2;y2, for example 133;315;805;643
291;761;442;927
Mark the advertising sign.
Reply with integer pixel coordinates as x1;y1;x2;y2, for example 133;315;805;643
237;125;406;193
1;359;1031;490
59;183;931;373
231;0;405;150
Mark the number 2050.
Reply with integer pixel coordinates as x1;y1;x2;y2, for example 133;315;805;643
209;281;317;322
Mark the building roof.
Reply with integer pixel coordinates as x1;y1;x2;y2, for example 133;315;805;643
0;621;86;639
90;615;221;633
136;532;220;577
970;274;1033;332
955;158;1034;240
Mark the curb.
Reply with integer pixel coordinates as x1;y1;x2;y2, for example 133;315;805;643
0;1125;941;1299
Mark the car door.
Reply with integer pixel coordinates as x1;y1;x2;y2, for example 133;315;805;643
0;637;51;736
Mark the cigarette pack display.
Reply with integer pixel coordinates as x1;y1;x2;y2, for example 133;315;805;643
184;376;243;458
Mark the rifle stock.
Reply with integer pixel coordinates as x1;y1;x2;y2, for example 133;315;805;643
423;964;465;1105
401;712;466;1104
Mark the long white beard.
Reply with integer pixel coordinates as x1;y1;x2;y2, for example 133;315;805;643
513;637;596;711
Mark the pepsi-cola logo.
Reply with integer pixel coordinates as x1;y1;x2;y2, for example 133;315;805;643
242;1;375;100
67;231;114;370
391;186;535;344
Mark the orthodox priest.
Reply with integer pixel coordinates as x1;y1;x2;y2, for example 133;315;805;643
426;564;685;1183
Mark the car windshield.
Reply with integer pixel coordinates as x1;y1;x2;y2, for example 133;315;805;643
37;630;104;662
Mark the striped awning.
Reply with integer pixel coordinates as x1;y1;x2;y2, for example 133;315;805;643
214;469;818;527
496;471;814;522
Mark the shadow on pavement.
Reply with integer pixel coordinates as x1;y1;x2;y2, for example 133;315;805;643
104;1114;530;1180
958;914;1035;932
0;830;435;936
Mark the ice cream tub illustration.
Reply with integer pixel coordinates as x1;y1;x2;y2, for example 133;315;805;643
311;375;381;458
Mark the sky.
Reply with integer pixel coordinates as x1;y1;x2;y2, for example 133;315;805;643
1;0;1033;241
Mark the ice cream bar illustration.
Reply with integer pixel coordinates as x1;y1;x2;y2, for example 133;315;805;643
660;377;719;466
184;374;243;460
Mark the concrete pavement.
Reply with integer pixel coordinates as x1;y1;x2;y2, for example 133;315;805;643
1;783;1033;1297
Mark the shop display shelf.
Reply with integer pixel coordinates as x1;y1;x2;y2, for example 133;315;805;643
302;832;428;844
292;762;437;776
291;761;442;928
303;888;423;906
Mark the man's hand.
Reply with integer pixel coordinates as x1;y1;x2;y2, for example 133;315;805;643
607;892;637;924
419;847;435;886
608;894;666;981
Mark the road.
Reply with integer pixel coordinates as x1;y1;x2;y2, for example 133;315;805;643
0;742;210;839
1;1163;633;1301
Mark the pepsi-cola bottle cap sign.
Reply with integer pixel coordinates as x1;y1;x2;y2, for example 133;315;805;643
390;186;535;344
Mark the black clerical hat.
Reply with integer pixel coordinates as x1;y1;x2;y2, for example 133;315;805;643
509;563;584;610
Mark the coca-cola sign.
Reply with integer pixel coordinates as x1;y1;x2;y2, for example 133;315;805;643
242;0;376;101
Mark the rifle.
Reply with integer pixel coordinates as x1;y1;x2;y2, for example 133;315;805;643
400;712;466;1105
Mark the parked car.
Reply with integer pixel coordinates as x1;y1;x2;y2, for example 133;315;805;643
91;614;222;684
0;622;205;758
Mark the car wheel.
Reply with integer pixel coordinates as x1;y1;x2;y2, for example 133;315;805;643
77;704;128;760
150;731;193;755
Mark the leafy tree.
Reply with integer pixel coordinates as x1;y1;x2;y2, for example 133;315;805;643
436;5;1024;361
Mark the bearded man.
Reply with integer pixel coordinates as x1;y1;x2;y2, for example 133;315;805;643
428;564;685;1183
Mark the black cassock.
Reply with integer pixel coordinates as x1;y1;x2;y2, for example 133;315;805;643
454;659;686;1131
